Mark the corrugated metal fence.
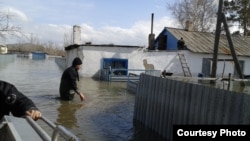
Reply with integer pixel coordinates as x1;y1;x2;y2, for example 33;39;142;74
133;74;250;141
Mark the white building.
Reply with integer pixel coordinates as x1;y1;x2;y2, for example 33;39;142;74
56;27;250;80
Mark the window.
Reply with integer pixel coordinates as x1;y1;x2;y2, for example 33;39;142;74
103;58;128;75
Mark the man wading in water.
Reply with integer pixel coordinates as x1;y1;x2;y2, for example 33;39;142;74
59;57;85;101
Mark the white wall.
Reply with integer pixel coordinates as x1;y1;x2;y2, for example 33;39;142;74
65;45;250;78
186;51;250;78
70;46;182;77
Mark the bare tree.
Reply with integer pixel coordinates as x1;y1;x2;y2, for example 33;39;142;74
29;33;40;45
224;0;250;36
0;11;23;40
64;30;72;47
167;0;217;32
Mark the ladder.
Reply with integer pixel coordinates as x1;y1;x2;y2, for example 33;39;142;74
178;53;192;77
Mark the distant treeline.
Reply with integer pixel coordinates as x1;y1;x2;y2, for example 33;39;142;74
7;43;65;56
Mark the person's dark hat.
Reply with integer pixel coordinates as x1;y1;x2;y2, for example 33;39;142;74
72;57;82;66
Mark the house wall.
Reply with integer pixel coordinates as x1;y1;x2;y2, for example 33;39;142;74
64;46;184;78
241;56;250;76
166;31;179;50
63;46;250;79
155;29;179;50
65;47;84;67
186;52;250;78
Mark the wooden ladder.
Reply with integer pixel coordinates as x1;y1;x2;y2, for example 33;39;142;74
178;53;192;77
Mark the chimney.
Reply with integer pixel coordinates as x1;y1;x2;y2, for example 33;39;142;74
73;25;81;45
185;20;193;32
148;13;155;50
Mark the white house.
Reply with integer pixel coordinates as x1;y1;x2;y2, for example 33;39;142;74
56;27;250;80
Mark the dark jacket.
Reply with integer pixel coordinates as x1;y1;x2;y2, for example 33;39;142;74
59;66;80;100
0;80;38;119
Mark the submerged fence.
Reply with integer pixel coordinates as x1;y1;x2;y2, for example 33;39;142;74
133;74;250;141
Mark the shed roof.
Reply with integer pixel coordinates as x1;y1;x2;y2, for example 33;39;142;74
65;44;143;51
165;27;250;57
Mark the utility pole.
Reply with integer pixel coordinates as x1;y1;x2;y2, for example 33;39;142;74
211;0;223;79
211;0;244;80
222;13;244;79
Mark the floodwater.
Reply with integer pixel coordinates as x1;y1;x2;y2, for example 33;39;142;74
0;55;164;141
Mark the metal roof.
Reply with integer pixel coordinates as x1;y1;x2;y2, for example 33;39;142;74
166;27;250;57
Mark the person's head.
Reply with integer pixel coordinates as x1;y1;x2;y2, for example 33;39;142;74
72;57;82;70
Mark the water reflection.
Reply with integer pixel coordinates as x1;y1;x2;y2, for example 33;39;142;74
0;54;15;71
56;100;84;129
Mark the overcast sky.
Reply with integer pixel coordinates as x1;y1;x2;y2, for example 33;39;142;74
0;0;180;48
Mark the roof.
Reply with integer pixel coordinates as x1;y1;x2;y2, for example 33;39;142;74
65;44;143;51
165;27;250;57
